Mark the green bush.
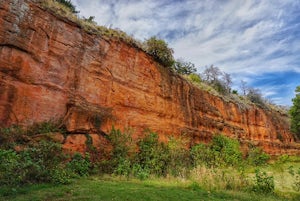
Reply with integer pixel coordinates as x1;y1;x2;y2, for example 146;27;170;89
188;73;202;84
67;153;91;177
0;141;67;186
247;147;270;166
0;121;66;149
136;131;169;176
0;125;25;149
288;166;300;191
191;143;215;167
26;120;65;136
166;136;191;177
107;127;135;172
131;164;150;180
144;36;174;67
50;166;71;184
210;134;243;167
252;169;274;194
173;60;196;75
113;158;131;177
0;149;21;186
55;0;78;13
212;80;228;94
191;135;242;168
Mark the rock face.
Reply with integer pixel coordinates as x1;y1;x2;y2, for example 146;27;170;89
0;0;299;155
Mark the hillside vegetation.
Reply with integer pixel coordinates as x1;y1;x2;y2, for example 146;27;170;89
0;1;299;200
1;123;300;200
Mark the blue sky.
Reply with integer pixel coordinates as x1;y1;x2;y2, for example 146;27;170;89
72;0;300;106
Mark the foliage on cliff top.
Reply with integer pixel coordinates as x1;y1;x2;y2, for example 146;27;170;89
54;0;78;13
40;0;288;114
144;37;175;67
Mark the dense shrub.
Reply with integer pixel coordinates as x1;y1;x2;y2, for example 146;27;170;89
188;73;202;84
0;141;68;186
210;134;243;167
191;134;243;167
108;127;135;173
0;125;25;149
26;120;65;136
191;143;215;167
135;131;169;176
212;80;228;94
144;36;174;67
247;147;270;166
166;136;191;177
288;166;300;191
67;153;91;177
0;149;21;186
247;88;266;108
173;60;196;75
252;169;274;194
0;120;65;149
55;0;78;13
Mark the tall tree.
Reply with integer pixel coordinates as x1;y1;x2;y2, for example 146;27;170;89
202;65;221;84
222;72;232;92
173;59;196;75
289;86;300;140
240;80;247;96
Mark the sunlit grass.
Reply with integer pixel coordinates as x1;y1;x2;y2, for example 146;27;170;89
1;176;299;201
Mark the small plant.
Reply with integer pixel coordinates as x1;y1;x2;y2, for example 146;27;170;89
188;181;202;191
50;166;71;184
232;90;238;95
131;164;150;180
26;120;65;136
0;125;25;149
113;158;131;177
252;169;274;194
55;0;78;13
288;166;300;191
173;60;196;75
188;73;202;84
83;16;96;25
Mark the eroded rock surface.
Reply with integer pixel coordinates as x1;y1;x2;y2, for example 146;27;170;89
0;0;299;155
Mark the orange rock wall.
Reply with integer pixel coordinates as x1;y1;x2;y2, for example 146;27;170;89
0;0;299;155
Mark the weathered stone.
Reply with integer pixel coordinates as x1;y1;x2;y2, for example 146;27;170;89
0;0;299;155
31;132;65;143
63;134;87;154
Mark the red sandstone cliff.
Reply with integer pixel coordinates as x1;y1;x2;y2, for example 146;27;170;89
0;0;299;155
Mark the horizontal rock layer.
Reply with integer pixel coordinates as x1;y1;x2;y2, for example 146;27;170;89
0;0;299;155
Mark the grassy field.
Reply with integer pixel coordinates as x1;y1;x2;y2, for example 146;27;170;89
1;176;300;201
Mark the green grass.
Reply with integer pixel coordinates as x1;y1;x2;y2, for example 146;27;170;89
1;176;299;201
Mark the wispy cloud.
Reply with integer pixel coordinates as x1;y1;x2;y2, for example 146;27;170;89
72;0;300;105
